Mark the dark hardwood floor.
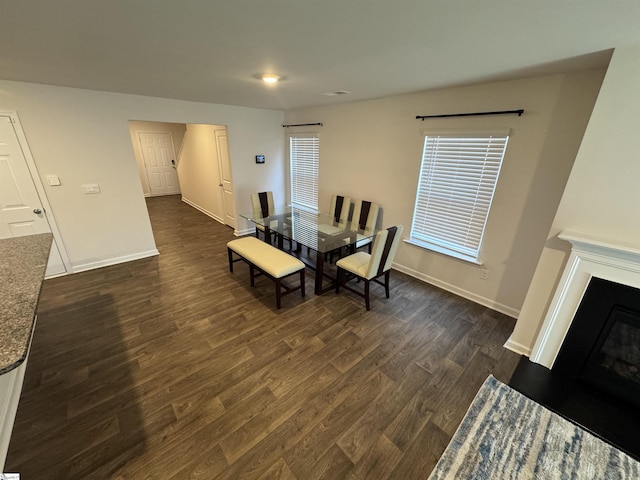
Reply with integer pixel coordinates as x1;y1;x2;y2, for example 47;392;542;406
6;195;521;479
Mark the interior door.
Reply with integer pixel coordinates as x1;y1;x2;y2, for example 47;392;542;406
0;115;66;275
215;128;236;228
139;132;180;196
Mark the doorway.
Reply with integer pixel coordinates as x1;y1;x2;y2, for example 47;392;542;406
128;120;236;228
214;127;236;228
0;112;68;276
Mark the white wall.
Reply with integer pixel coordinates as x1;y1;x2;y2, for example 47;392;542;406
177;124;224;222
511;44;640;354
284;70;604;316
0;80;284;271
128;120;187;196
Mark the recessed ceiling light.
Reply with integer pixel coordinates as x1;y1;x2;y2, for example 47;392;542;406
262;74;280;84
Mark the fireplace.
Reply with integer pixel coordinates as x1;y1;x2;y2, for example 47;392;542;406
509;231;640;460
529;231;640;368
553;277;640;409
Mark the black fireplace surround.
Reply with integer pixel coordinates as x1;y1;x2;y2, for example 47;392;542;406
554;277;640;408
510;277;640;460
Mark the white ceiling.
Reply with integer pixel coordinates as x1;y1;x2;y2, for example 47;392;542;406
1;1;639;110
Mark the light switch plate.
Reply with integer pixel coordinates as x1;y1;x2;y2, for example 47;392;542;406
46;175;61;186
82;183;101;194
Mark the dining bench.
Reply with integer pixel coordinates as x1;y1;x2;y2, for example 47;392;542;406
227;236;305;308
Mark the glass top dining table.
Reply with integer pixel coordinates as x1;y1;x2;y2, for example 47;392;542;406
240;206;379;294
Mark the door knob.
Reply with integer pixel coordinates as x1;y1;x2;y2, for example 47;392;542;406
33;208;42;214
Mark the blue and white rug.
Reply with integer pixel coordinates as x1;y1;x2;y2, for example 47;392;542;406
429;375;640;479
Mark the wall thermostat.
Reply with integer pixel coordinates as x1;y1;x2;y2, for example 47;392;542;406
255;155;265;164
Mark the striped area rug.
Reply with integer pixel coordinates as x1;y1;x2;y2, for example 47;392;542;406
429;375;640;479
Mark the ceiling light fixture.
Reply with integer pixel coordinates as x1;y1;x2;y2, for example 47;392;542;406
322;90;351;96
262;74;280;84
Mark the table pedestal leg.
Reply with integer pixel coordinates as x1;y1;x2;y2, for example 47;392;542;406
314;250;326;295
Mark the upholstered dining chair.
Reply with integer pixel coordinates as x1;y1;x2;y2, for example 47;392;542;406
318;194;351;236
348;199;380;252
250;191;276;242
329;194;351;224
335;225;403;310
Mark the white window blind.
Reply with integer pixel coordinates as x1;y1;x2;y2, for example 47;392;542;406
410;132;509;262
289;133;319;209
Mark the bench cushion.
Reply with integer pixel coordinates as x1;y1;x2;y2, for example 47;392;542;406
227;237;304;278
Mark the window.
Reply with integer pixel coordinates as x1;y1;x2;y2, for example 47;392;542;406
289;133;319;210
409;130;509;263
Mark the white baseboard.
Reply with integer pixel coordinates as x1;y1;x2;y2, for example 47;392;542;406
72;249;160;273
503;336;532;356
181;197;224;224
391;262;520;319
235;228;254;236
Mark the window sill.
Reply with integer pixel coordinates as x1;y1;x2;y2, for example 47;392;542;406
404;238;483;265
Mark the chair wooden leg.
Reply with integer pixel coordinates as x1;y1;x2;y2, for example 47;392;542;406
335;268;342;293
364;279;370;310
228;248;234;272
384;271;390;298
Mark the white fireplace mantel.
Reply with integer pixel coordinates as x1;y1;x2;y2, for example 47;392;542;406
530;231;640;368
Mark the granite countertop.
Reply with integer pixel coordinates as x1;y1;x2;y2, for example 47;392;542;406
0;233;52;375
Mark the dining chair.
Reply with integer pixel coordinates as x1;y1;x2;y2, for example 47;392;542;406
329;194;351;223
335;225;403;310
250;191;276;242
318;194;352;237
349;199;380;252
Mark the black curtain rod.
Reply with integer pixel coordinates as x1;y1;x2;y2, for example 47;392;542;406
416;109;524;120
282;122;323;128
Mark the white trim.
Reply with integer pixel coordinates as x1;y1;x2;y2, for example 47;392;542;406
181;197;224;224
404;238;483;265
72;249;159;273
422;127;511;137
392;261;520;318
529;230;640;368
503;335;532;356
234;228;254;237
0;110;72;274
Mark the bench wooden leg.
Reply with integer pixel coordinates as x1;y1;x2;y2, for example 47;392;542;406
276;278;282;309
249;265;255;287
335;267;343;294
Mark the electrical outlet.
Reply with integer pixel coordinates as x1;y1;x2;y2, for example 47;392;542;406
479;268;489;280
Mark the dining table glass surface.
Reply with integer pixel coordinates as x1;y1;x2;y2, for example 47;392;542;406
241;206;378;254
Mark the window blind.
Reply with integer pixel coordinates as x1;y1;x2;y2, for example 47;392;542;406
289;134;319;210
410;133;509;261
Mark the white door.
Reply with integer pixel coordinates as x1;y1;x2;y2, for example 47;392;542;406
215;129;236;228
0;115;66;276
139;132;180;196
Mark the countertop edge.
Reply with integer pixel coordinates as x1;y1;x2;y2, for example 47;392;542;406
0;233;52;375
